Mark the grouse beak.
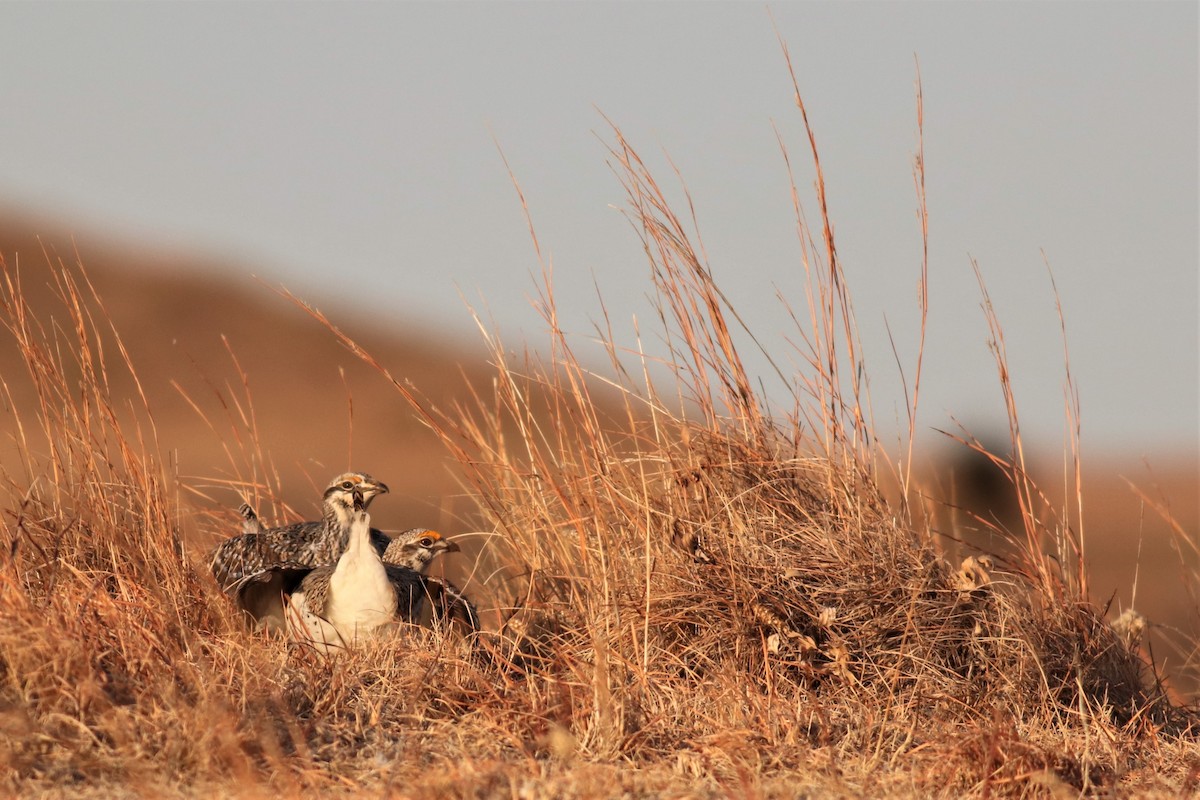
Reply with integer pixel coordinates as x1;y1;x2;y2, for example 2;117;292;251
357;480;388;508
442;538;461;554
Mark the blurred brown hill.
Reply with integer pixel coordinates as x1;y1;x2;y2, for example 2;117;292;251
0;210;488;541
2;210;1196;688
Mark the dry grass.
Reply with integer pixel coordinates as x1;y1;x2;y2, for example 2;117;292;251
1;66;1197;798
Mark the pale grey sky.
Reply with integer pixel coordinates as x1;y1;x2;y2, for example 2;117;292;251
1;2;1196;454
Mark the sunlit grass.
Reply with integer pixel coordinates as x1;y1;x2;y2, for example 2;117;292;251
0;55;1196;798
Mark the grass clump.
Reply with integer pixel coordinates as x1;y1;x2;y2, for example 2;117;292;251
1;68;1196;798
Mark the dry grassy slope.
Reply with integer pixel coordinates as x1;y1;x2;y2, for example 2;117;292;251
1;196;1198;797
0;211;487;542
2;210;1196;686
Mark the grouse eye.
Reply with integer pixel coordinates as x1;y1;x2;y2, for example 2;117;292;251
419;537;435;548
341;481;355;491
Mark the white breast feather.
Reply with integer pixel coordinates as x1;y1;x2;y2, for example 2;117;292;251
324;509;397;645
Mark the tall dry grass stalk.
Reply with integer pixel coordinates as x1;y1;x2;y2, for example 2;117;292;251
1;68;1197;798
301;81;1196;797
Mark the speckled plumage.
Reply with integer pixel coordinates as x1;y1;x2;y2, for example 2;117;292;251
383;530;478;631
226;523;479;641
382;528;459;571
393;571;481;633
208;472;390;594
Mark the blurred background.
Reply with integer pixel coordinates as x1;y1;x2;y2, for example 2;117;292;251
1;4;1196;683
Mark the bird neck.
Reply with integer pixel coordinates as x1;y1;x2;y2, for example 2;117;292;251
323;500;349;527
342;516;372;560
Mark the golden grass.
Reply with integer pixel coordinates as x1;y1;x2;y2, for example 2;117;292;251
1;62;1197;798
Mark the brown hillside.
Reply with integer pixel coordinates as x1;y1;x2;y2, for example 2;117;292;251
0;210;485;541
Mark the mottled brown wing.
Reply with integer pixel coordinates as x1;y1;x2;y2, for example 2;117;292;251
209;512;392;590
424;576;481;633
386;564;480;633
227;560;315;630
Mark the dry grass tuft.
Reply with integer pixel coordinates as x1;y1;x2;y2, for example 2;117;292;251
1;70;1197;797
